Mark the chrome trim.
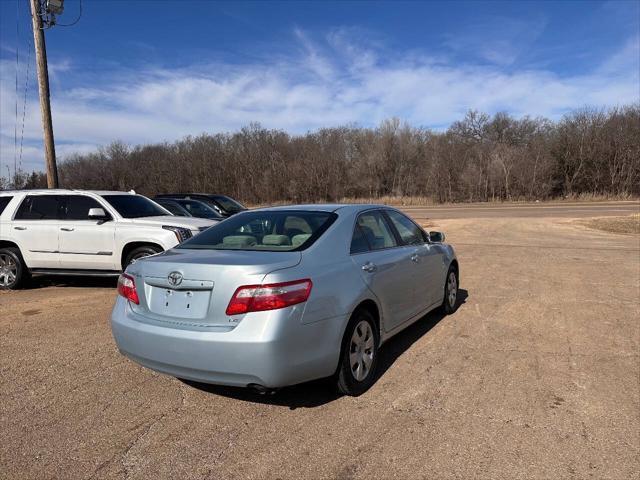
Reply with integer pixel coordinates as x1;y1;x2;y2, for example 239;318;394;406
30;250;113;256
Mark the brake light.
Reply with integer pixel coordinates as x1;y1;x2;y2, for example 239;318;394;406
226;279;312;315
117;273;139;305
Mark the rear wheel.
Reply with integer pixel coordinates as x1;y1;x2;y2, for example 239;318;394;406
0;248;29;290
124;245;162;268
336;309;379;396
441;266;458;314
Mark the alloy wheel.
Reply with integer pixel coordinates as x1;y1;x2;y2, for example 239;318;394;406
349;320;375;381
0;253;18;288
447;271;457;308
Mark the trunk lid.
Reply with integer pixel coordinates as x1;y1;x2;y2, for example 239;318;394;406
128;248;301;327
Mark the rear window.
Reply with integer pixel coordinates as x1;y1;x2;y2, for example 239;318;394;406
14;195;61;220
0;196;12;215
178;210;337;251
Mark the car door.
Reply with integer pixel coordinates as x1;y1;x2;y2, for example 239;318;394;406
385;209;445;309
11;194;62;268
58;195;117;270
350;210;418;332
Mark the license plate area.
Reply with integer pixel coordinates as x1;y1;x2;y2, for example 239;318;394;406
147;287;211;319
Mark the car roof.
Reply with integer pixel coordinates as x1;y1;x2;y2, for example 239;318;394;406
250;203;388;213
0;189;136;196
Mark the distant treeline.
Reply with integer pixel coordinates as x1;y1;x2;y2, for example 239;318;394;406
4;104;639;203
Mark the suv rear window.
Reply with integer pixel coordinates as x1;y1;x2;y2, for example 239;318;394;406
178;210;336;251
14;195;62;220
0;196;12;215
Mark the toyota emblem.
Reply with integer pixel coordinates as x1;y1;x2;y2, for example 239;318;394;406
168;271;183;287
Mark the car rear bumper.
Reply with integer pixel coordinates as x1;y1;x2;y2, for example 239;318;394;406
110;297;344;388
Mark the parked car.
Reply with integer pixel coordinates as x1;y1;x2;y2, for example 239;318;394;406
111;204;459;396
0;190;219;289
154;198;193;217
155;197;224;220
155;193;246;217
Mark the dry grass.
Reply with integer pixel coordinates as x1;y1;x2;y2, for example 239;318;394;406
577;214;640;235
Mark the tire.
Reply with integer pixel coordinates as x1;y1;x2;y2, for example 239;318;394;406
124;245;162;268
336;309;380;396
0;247;29;290
441;265;459;314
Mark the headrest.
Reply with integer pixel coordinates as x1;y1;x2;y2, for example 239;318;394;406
262;234;292;246
222;235;257;247
291;233;312;247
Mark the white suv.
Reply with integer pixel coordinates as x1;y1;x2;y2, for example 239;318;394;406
0;189;219;289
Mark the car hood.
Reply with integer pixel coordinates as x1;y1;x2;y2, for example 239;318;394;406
123;216;218;229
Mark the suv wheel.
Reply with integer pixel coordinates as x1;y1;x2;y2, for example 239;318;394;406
336;309;380;396
124;246;163;268
0;248;29;290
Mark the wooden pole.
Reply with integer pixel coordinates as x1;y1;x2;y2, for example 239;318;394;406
29;0;58;188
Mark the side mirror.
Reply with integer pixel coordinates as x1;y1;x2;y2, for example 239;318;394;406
429;231;445;243
88;208;109;223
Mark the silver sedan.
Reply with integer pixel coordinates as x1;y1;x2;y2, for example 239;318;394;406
111;204;459;396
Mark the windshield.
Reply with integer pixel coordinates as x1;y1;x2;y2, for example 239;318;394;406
177;210;336;251
158;200;191;217
177;199;224;219
102;195;171;218
212;195;246;212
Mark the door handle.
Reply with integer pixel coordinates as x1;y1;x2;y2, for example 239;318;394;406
13;226;26;231
362;262;377;273
60;227;75;232
410;253;420;263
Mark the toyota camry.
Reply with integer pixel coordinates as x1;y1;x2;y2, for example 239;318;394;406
111;204;459;396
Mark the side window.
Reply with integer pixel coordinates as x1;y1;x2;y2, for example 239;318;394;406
350;224;370;254
0;196;13;215
355;211;398;251
63;195;104;220
14;195;61;220
386;210;427;245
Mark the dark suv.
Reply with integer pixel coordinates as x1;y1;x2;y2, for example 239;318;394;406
155;194;247;217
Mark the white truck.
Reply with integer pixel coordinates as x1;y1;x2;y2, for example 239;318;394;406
0;189;219;289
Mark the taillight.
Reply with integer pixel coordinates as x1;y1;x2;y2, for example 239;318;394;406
226;279;312;315
117;273;139;305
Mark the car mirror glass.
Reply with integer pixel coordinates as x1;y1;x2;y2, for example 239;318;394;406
429;231;445;243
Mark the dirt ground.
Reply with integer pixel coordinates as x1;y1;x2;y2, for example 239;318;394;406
1;204;639;479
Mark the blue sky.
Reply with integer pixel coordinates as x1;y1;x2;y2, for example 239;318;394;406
0;0;638;174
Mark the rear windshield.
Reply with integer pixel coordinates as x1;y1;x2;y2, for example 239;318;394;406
177;210;336;251
102;195;170;218
0;196;12;215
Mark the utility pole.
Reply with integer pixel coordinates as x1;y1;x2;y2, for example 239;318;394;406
29;0;58;188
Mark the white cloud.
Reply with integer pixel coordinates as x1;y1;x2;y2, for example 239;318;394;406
0;28;638;176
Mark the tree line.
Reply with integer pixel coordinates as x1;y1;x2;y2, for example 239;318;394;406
2;104;638;204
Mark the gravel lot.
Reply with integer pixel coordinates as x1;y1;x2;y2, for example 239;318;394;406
1;203;639;479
